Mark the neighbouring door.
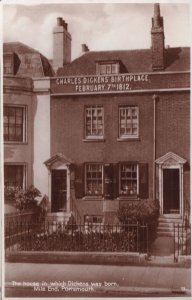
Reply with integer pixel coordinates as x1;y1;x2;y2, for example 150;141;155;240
51;170;67;212
163;169;180;214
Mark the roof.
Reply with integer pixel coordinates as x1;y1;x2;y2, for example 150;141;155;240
3;42;54;77
57;47;190;76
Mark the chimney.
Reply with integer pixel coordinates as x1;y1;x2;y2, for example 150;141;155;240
81;44;89;54
151;3;165;70
53;17;72;72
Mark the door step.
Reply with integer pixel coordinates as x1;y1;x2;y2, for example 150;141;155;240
157;215;183;237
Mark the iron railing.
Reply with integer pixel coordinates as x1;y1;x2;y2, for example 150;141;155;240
6;221;148;254
174;223;191;262
5;212;38;236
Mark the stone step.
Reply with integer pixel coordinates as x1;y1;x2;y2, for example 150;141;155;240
158;218;182;224
157;231;175;237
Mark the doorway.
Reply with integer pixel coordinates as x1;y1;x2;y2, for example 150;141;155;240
51;170;67;212
163;169;180;214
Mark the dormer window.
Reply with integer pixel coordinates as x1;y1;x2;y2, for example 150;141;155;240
4;53;14;75
96;61;119;75
3;52;20;75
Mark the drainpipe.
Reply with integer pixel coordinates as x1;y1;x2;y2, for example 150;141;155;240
152;94;158;200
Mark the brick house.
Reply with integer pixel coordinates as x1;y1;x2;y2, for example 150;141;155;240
3;4;190;227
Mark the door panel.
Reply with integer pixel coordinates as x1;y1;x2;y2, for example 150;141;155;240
51;170;67;212
163;169;180;214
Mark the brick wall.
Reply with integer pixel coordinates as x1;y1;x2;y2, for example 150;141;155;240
156;92;190;160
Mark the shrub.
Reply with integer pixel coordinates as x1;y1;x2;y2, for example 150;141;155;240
118;199;159;244
4;185;41;212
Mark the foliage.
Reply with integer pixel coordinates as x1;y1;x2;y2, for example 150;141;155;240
4;185;41;211
14;222;147;253
118;199;159;244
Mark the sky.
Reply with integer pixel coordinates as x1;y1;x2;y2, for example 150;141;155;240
3;1;191;60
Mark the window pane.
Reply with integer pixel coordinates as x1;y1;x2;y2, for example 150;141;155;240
112;63;118;74
120;164;137;196
4;106;25;142
85;106;104;138
119;106;138;138
98;63;118;75
86;164;103;195
4;165;24;188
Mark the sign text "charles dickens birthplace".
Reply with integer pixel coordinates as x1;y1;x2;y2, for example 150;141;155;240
54;74;149;94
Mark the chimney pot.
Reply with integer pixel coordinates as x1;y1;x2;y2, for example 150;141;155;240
82;44;89;53
57;17;63;26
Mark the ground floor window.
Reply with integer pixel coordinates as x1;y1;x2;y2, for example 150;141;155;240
75;162;147;199
4;164;25;188
84;215;103;224
119;163;138;196
85;163;103;195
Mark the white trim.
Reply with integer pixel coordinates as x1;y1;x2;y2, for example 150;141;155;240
156;152;186;216
49;163;71;213
51;88;189;97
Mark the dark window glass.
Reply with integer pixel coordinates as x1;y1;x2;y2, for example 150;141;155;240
4;106;25;142
4;165;24;188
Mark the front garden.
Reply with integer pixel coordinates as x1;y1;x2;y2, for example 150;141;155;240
5;197;159;255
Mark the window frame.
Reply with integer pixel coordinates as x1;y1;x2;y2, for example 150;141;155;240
4;163;27;190
3;53;14;75
3;105;27;143
96;61;119;75
85;163;104;196
85;105;104;140
119;162;139;197
118;105;139;139
84;215;103;224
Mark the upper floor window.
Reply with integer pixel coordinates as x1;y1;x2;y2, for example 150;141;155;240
85;163;103;196
4;164;25;189
119;163;138;196
4;106;26;142
85;106;104;139
97;62;119;75
119;106;139;138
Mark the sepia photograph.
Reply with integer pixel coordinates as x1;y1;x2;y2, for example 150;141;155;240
1;0;191;298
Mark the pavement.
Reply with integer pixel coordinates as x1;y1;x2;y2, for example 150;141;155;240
4;262;191;298
151;236;175;256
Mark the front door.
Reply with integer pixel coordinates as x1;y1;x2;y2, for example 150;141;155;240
51;170;67;212
163;169;180;214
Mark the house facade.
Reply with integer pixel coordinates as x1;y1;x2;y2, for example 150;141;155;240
3;4;190;225
3;42;54;213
